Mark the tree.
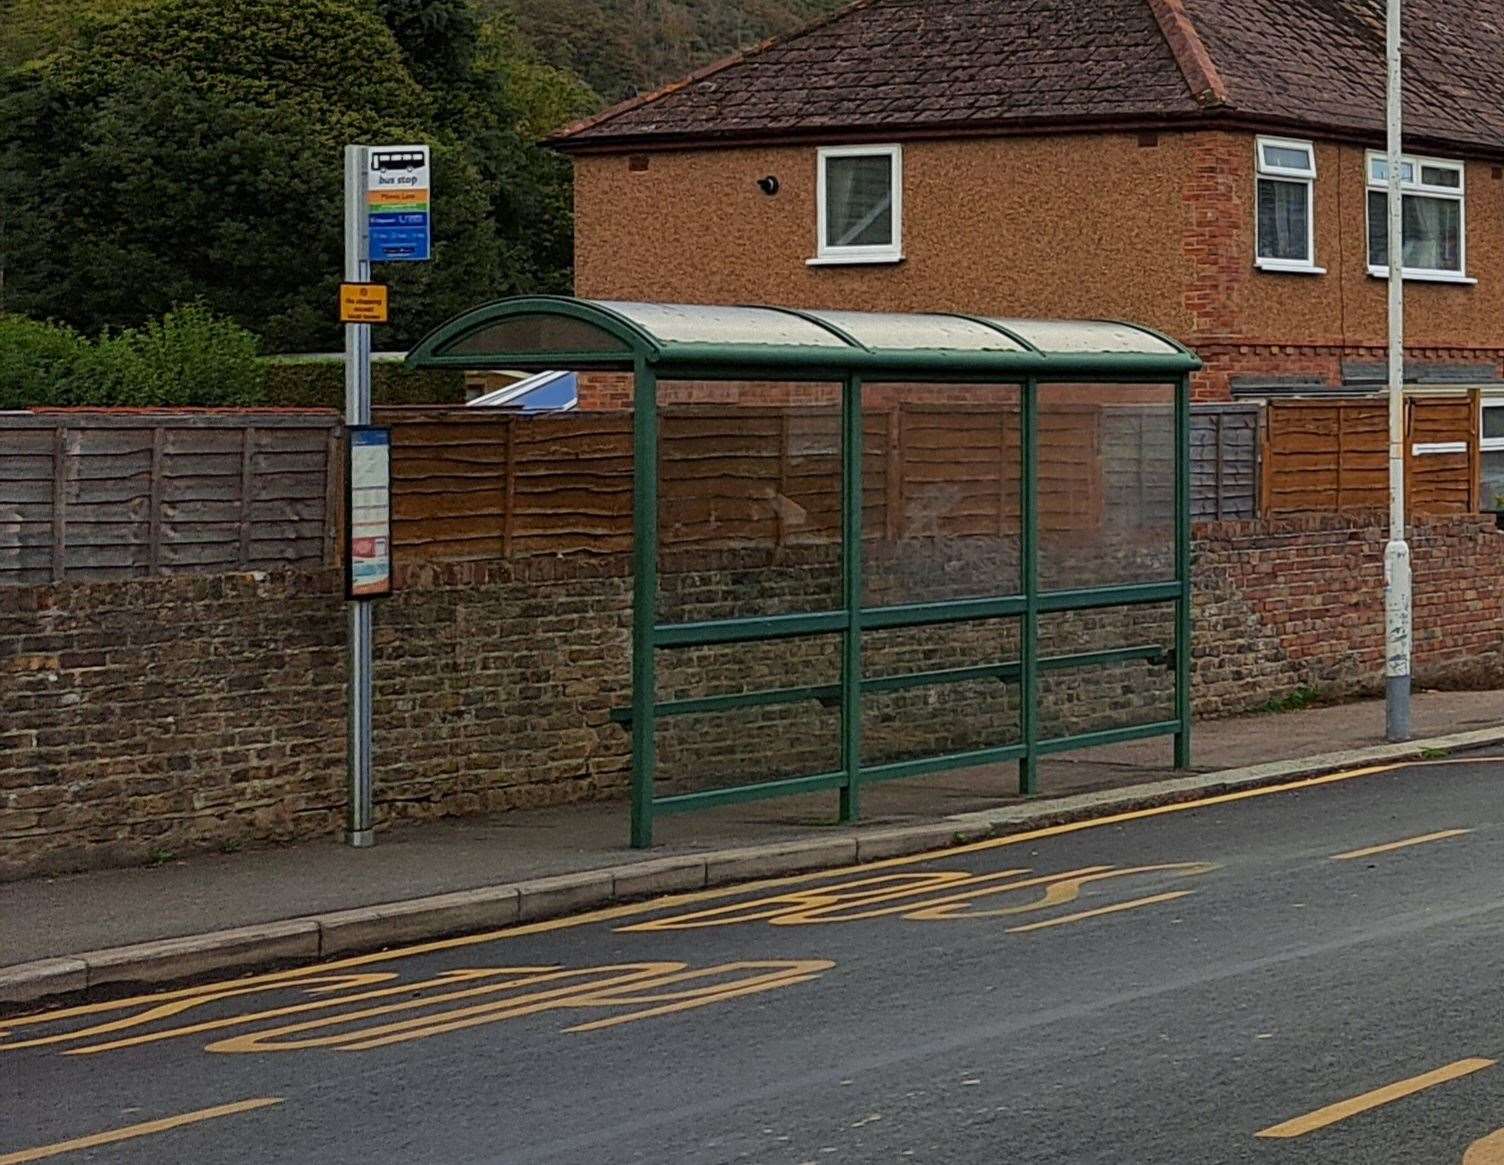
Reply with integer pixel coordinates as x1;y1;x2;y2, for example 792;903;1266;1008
0;0;596;353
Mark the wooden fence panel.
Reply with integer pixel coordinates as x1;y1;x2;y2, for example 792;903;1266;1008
1190;404;1259;521
0;412;340;585
378;400;1264;563
1264;396;1476;517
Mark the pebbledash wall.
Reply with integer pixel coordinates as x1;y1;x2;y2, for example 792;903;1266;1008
3;513;1502;879
572;131;1504;399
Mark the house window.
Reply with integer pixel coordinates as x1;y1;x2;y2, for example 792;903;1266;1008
1366;153;1468;280
1255;137;1318;272
812;145;902;264
1483;400;1504;513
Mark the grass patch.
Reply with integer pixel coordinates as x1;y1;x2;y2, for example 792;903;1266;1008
1419;746;1451;760
1259;685;1323;715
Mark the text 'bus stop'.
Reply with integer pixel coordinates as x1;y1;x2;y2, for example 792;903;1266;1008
408;298;1202;847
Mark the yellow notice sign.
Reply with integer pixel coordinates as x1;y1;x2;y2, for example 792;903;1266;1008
340;282;389;324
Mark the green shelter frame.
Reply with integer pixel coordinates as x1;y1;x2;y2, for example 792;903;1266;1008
408;297;1203;848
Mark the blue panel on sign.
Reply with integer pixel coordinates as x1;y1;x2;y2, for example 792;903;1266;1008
368;216;430;264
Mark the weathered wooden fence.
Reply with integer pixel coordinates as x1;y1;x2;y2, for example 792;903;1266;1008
377;402;1218;562
1263;395;1478;516
0;412;341;585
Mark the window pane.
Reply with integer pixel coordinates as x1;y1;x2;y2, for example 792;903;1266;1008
1403;194;1462;270
1367;191;1463;271
1483;405;1504;440
1262;143;1312;172
1483;450;1504;512
1257;178;1310;261
825;154;893;248
1420;165;1461;188
1368;190;1387;266
1370;158;1416;184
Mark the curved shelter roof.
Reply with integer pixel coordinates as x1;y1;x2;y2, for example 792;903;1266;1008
406;296;1201;380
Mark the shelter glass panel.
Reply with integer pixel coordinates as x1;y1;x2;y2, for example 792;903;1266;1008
1037;383;1175;592
444;314;630;357
595;302;848;349
860;618;1022;769
804;311;1025;352
654;634;842;798
861;382;1023;607
1036;602;1178;742
656;382;844;622
987;319;1180;356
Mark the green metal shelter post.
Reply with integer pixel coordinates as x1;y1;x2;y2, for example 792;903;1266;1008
839;373;864;823
1174;373;1193;770
1018;378;1040;795
630;361;659;847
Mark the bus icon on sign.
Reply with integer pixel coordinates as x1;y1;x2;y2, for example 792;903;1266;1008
372;151;425;173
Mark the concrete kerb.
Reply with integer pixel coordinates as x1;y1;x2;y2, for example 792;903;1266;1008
3;725;1501;1011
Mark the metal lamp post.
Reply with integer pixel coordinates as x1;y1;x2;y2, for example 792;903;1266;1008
1385;0;1412;742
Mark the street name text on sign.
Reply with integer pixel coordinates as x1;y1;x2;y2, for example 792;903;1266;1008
368;145;431;262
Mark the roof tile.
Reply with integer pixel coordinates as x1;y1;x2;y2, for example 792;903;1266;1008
555;0;1504;157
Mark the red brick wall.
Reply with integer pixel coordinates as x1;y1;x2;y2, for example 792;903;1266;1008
3;515;1500;878
1193;513;1504;714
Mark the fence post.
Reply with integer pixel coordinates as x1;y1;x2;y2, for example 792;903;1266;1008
239;426;256;568
502;415;516;559
148;426;165;573
885;403;903;541
50;425;67;583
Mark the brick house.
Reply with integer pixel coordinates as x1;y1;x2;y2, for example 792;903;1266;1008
551;0;1504;512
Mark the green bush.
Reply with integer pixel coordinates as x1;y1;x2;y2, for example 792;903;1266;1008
0;315;90;409
261;358;467;408
83;303;266;406
0;305;266;407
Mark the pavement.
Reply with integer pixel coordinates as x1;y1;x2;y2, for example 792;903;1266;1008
1;689;1501;1008
3;749;1504;1162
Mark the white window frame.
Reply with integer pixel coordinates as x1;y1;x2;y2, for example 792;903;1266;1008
1254;136;1322;274
1365;151;1473;283
1482;398;1504;511
810;144;903;266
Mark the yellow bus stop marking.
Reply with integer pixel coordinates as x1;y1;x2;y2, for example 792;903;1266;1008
0;1098;282;1164
1005;891;1195;933
5;758;1493;1038
1332;829;1472;862
1256;1058;1495;1139
1465;1127;1504;1163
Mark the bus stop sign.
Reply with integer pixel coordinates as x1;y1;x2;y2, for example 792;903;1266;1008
368;145;431;262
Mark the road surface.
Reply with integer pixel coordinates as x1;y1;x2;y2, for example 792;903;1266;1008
3;752;1503;1163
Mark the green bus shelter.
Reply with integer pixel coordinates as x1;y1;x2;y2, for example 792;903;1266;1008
407;297;1203;848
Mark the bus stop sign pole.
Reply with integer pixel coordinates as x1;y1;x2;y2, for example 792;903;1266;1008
344;144;376;846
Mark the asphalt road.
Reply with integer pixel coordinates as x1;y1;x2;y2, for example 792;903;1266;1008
4;752;1504;1164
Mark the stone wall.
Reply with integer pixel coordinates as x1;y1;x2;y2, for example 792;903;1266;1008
2;515;1501;878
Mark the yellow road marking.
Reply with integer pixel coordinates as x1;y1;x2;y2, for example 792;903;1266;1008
1332;829;1473;862
1465;1126;1504;1163
0;1098;283;1164
1256;1058;1495;1139
7;756;1486;1029
1005;891;1195;933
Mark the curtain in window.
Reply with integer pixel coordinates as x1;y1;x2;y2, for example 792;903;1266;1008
1402;195;1461;270
1367;191;1462;271
826;155;893;248
1257;178;1308;261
